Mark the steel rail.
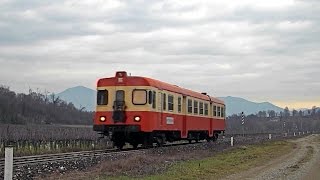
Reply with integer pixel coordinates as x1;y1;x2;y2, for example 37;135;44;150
0;141;197;171
0;148;122;171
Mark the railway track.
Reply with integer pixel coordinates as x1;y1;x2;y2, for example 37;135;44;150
0;149;115;171
0;133;294;174
0;140;199;172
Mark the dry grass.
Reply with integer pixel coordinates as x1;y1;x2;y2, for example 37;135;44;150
42;147;217;180
43;140;294;180
144;141;294;180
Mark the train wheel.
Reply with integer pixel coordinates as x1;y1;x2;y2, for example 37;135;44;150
155;136;165;147
114;141;125;150
206;137;211;142
112;132;125;150
131;142;138;149
195;134;200;143
212;133;219;142
143;133;153;148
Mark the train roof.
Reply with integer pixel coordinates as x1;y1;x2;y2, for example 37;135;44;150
97;71;224;105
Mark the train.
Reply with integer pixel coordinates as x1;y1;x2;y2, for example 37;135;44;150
93;71;226;149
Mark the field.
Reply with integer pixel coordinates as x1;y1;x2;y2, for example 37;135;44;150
0;124;109;156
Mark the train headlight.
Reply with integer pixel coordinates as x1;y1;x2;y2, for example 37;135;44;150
100;116;106;122
134;116;141;122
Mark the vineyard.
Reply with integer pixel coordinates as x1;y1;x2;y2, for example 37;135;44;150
0;124;109;157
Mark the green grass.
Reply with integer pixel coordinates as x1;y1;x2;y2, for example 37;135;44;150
107;141;294;180
149;141;293;180
59;140;293;180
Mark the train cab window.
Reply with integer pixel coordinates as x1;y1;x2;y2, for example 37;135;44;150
199;102;204;115
162;93;167;110
168;95;174;111
132;89;147;105
217;106;221;117
213;105;217;117
116;90;125;101
204;103;208;116
97;90;108;105
152;91;156;109
178;97;182;113
187;99;193;113
221;107;225;117
194;100;198;114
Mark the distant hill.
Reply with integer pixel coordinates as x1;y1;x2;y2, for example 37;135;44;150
0;85;92;125
57;86;96;112
57;86;283;115
218;96;283;116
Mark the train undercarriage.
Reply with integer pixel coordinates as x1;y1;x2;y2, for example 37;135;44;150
99;129;223;150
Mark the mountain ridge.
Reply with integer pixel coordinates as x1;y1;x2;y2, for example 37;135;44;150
57;86;284;115
217;96;283;115
57;86;96;112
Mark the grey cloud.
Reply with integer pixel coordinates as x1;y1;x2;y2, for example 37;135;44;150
0;0;319;107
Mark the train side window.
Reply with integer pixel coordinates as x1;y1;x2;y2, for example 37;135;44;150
217;106;221;117
132;89;147;105
168;95;174;111
204;103;208;116
152;91;156;109
221;107;225;117
163;93;166;110
178;97;182;113
148;91;153;104
194;100;198;115
97;90;108;105
199;102;204;115
187;99;193;113
213;105;217;117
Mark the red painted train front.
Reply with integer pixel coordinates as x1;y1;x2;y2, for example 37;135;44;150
93;71;226;149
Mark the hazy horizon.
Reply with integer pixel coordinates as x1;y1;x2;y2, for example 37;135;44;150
1;83;317;110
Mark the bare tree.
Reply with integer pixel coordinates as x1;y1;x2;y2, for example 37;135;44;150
283;107;290;117
267;110;276;118
292;109;298;117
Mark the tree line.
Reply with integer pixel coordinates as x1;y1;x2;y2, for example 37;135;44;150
0;85;93;125
226;106;320;134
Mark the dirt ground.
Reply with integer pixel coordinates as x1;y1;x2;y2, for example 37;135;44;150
223;134;320;180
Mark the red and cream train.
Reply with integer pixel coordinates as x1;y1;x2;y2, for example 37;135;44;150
93;71;226;149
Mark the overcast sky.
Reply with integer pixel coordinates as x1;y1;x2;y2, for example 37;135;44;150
0;0;319;109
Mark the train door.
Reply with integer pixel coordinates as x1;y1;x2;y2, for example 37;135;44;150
182;95;187;138
112;89;126;123
158;90;163;127
209;103;213;137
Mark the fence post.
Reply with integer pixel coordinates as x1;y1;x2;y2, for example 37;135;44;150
231;137;234;147
5;145;14;180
